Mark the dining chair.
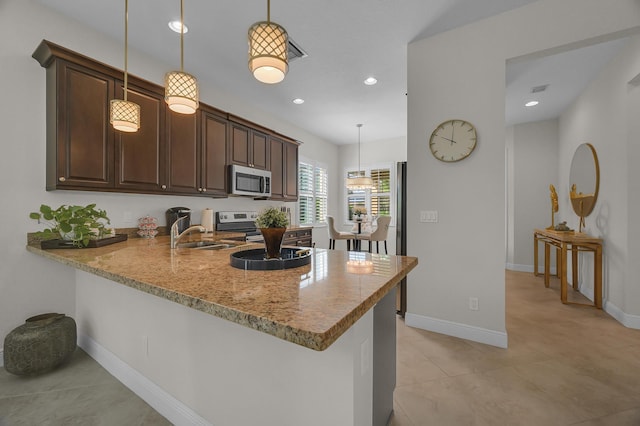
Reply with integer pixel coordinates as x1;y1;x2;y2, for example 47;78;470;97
356;216;391;254
326;215;355;250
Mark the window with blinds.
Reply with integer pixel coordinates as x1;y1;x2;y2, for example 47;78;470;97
371;168;391;217
347;170;366;221
345;164;394;223
298;160;328;226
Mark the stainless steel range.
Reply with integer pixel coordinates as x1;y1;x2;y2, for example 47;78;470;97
215;211;263;242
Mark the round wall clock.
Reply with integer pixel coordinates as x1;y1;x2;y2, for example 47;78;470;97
429;119;477;162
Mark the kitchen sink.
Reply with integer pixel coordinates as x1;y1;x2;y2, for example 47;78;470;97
177;241;236;250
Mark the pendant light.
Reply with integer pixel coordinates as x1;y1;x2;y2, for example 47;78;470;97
346;124;374;190
165;0;199;114
248;0;289;84
110;0;140;133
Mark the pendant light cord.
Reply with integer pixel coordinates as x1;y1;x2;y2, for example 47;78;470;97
267;0;271;24
180;0;184;71
124;0;129;101
357;124;363;176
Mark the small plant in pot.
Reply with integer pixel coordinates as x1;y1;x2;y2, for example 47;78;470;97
255;207;289;259
29;204;111;248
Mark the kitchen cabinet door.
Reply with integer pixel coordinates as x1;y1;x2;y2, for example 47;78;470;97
269;136;299;201
200;108;228;196
166;110;199;194
251;130;269;170
114;79;166;192
50;60;116;190
284;140;299;199
229;120;269;170
269;137;284;198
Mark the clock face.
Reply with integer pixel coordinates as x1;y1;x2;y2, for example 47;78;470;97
429;119;477;162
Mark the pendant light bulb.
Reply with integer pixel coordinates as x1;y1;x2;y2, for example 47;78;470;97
110;0;140;132
248;0;289;84
165;0;199;114
346;124;374;190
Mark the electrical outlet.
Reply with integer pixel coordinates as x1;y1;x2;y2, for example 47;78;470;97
420;210;438;223
469;297;479;311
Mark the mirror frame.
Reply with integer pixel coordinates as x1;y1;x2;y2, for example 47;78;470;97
569;142;600;223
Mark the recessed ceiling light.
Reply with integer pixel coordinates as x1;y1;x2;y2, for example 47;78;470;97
168;20;188;34
292;98;305;104
525;100;539;107
364;77;377;86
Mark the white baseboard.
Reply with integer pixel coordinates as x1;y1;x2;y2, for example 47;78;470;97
506;263;557;275
405;312;508;348
603;301;640;329
78;334;211;426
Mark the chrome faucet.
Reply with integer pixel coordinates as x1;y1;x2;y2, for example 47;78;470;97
170;216;206;249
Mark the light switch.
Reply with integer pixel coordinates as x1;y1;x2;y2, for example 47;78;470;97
420;210;438;223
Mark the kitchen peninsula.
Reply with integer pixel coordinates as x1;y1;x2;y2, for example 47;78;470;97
27;236;417;426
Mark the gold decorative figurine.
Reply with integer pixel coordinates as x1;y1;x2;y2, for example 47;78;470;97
547;184;558;230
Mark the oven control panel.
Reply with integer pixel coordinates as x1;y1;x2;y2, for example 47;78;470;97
216;211;258;223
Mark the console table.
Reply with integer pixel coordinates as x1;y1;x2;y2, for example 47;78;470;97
533;229;603;308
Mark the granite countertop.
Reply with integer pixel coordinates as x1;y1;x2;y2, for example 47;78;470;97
26;235;417;351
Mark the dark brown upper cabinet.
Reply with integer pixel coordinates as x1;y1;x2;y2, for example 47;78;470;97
269;136;299;201
164;106;228;197
200;107;228;196
33;40;296;200
34;53;116;190
228;116;269;170
114;77;166;193
165;110;199;194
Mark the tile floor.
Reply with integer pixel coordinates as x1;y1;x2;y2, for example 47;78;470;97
2;270;640;425
392;271;640;426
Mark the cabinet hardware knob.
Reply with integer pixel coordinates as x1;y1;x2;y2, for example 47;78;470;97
58;177;66;182
198;188;202;192
161;184;167;190
202;188;207;192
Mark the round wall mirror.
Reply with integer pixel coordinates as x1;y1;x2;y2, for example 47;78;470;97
569;143;600;230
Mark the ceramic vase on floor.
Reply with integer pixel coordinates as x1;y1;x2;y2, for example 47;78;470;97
3;313;77;376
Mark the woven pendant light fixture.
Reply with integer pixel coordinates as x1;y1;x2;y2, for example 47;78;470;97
165;0;199;114
248;0;289;84
110;0;140;133
346;124;374;190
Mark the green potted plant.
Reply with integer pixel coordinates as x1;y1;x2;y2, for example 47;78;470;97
255;207;289;259
29;204;111;248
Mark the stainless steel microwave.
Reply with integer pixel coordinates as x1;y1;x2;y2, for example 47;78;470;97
229;164;271;197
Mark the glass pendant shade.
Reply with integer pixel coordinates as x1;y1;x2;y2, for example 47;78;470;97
110;99;140;132
248;5;289;85
164;71;199;114
346;176;374;190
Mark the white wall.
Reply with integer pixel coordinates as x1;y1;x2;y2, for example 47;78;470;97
507;119;559;272
558;34;640;319
0;0;339;348
406;0;640;346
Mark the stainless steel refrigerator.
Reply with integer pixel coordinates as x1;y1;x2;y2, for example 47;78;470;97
396;161;407;317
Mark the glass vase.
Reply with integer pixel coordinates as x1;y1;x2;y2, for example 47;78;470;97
260;227;286;259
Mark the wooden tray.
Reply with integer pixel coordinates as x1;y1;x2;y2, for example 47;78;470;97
41;234;128;249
